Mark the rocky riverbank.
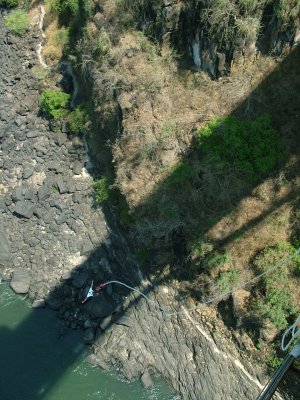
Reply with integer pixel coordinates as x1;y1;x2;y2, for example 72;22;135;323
0;7;295;400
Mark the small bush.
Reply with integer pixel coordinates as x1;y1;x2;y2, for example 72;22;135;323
67;105;88;134
40;89;70;119
266;355;283;369
257;287;295;329
217;268;239;293
197;114;284;182
51;0;79;18
190;238;213;260
206;251;231;269
4;9;30;36
0;0;18;8
254;242;299;329
93;28;111;59
92;177;110;204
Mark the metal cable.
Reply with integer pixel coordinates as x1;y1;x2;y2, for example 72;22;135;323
103;247;300;317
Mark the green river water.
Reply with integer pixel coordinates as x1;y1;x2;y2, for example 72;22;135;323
0;283;179;400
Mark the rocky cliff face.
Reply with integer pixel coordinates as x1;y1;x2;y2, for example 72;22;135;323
132;0;300;77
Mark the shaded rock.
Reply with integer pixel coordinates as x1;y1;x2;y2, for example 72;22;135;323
46;296;62;310
84;295;115;318
73;273;89;289
10;269;30;294
141;371;154;389
14;200;34;219
83;328;95;344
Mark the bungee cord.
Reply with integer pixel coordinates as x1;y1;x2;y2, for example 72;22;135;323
99;247;300;318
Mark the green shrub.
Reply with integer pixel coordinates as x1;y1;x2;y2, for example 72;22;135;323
190;238;213;259
254;242;299;329
92;177;110;204
67;105;88;134
257;287;295;329
197;114;284;182
4;9;30;36
217;268;239;293
206;251;231;269
254;242;300;282
40;89;70;119
51;0;79;17
93;28;111;59
266;355;283;369
0;0;19;8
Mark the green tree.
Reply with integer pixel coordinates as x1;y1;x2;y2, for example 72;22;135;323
40;89;70;119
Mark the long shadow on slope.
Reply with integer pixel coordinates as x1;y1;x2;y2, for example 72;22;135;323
129;44;300;281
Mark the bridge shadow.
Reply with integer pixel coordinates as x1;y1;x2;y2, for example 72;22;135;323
1;9;300;399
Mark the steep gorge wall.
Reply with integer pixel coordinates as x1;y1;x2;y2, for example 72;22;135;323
131;0;300;77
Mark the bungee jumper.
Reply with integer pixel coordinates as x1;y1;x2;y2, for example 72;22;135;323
81;281;106;303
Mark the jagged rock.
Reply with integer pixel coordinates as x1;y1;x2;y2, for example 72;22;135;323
10;269;30;294
56;177;68;194
55;132;67;146
26;131;39;138
72;160;82;175
22;165;35;179
14;200;34;218
11;187;24;202
38;184;51;201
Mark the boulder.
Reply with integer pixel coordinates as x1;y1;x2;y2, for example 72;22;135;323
32;299;45;308
22;165;35;179
11;187;24;202
10;269;30;294
38;185;51;201
84;295;115;318
56;132;67;147
14;200;34;219
141;371;154;389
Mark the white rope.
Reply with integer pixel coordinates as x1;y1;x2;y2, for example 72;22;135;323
103;247;300;317
281;316;300;352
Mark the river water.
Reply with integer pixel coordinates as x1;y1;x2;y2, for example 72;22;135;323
0;283;178;400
